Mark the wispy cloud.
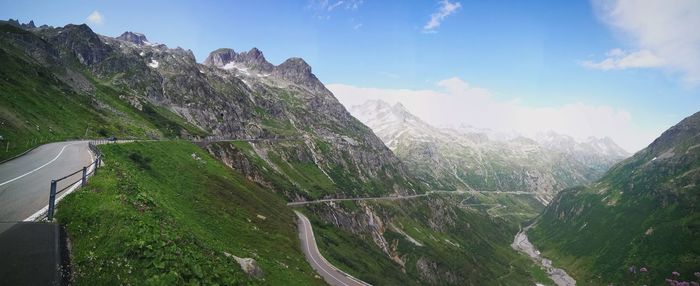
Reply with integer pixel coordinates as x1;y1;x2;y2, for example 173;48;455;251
423;0;461;33
329;77;661;152
590;0;700;85
580;49;665;70
308;0;363;13
308;0;364;27
86;10;104;25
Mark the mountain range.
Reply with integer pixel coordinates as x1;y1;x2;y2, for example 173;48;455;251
349;99;630;203
0;21;419;201
1;18;697;286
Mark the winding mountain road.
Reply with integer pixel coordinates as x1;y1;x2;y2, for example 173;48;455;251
287;189;537;207
295;211;371;286
0;141;93;221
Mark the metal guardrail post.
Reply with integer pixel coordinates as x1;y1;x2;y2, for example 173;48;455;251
48;180;57;221
81;166;87;187
93;158;98;175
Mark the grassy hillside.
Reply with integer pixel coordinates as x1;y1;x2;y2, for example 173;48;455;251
56;141;324;285
529;112;700;285
0;23;207;161
300;193;552;285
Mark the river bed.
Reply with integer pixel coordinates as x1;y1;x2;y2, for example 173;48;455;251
511;226;576;286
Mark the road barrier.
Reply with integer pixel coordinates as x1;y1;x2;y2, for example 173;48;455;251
46;141;108;221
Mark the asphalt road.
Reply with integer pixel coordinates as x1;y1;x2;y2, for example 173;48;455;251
0;222;63;284
287;190;538;207
0;141;93;221
295;211;370;286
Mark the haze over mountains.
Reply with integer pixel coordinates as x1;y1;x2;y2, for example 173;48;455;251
350;99;630;203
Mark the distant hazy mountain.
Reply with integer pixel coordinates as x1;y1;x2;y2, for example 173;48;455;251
350;100;630;203
530;111;700;284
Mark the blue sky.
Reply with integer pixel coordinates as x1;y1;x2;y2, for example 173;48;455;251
2;0;699;151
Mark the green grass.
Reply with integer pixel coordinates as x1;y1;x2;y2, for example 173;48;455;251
56;141;324;285
529;138;700;285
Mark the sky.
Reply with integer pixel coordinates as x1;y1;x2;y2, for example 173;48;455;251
2;0;699;152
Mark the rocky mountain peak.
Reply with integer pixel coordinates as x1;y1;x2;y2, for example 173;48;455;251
203;48;237;67
391;102;410;114
273;57;324;90
238;47;274;72
116;31;150;46
204;47;274;73
4;19;35;29
276;57;311;75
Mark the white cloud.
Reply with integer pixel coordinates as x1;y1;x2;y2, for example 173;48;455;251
327;1;344;11
423;0;462;32
329;78;662;152
86;10;104;25
590;0;700;84
580;49;665;70
308;0;363;12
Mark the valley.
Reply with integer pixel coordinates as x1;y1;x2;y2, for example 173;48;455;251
0;13;698;286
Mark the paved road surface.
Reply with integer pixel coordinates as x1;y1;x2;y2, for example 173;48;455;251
287;190;537;207
0;141;93;221
0;222;63;284
295;211;370;286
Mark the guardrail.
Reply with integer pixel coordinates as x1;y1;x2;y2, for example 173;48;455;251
46;141;106;221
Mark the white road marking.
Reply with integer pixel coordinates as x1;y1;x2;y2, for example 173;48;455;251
0;143;75;187
24;143;96;222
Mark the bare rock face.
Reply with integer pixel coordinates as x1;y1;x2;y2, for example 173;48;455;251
203;48;237;67
415;257;460;285
223;252;264;279
203;47;274;73
116;31;149;45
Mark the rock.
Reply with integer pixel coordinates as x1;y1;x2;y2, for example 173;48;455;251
116;31;149;45
223;252;264;279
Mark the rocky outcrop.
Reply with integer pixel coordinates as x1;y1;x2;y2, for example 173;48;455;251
116;31;149;46
223;252;264;279
416;256;461;285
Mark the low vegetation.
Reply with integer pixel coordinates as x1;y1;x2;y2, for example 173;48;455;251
56;141;324;285
301;193;552;285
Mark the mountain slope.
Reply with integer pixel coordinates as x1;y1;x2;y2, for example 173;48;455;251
529;111;700;284
301;192;551;285
349;100;629;201
0;21;417;199
57;141;325;285
0;23;207;161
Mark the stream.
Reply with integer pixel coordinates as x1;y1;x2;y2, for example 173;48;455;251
511;225;576;286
